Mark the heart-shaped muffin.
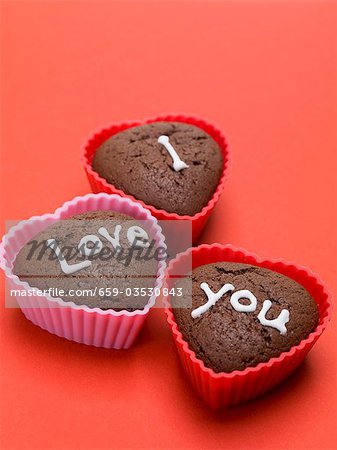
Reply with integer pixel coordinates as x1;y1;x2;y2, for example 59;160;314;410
0;194;166;349
172;262;319;373
92;121;223;216
82;115;229;243
13;210;159;312
164;244;332;408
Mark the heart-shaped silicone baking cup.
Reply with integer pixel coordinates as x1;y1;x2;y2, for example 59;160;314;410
0;194;166;349
81;115;229;243
163;244;333;409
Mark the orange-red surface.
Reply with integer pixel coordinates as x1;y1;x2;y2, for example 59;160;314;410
0;1;336;449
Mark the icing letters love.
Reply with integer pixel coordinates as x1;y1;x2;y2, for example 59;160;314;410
47;224;149;274
191;282;290;335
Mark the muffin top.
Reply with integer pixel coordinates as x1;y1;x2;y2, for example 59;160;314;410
172;262;319;373
92;122;223;216
13;211;160;311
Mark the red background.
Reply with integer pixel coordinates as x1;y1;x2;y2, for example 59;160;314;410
1;1;336;449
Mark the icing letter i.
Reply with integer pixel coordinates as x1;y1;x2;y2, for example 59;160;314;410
157;135;189;172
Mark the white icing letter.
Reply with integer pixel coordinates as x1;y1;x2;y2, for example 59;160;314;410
78;234;103;257
157;135;189;172
257;300;290;335
98;226;121;250
47;239;92;274
230;289;257;312
191;282;235;318
127;226;149;248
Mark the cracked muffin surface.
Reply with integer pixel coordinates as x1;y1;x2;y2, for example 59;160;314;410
13;211;158;312
92;122;223;216
172;262;319;373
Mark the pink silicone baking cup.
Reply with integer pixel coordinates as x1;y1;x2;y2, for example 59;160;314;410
81;115;230;243
163;244;333;409
0;194;166;349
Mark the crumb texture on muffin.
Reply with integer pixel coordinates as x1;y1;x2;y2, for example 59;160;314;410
172;262;319;373
92;122;223;216
13;211;158;311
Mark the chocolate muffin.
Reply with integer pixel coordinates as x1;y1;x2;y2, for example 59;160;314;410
172;262;319;373
13;211;160;311
92;122;223;216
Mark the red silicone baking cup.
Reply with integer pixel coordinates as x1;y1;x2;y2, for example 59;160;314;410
81;115;230;243
0;194;166;349
163;244;333;409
